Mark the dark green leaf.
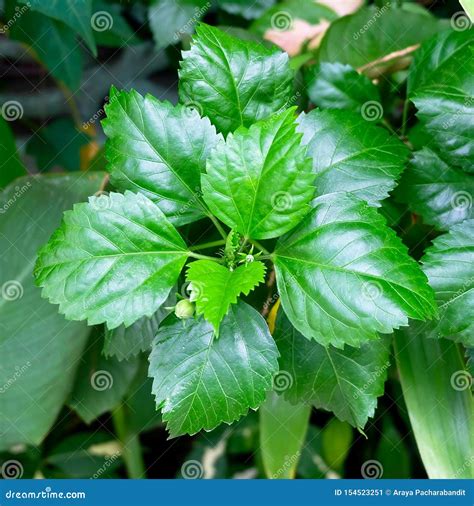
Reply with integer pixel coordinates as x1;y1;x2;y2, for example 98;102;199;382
103;87;221;226
0;116;26;189
202;108;314;239
35;191;189;329
92;0;139;47
179;23;294;135
296;109;409;206
149;301;279;437
375;417;411;478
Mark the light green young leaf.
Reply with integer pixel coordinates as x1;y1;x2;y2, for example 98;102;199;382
35;191;189;330
186;259;266;333
274;311;390;429
395;148;474;231
149;301;279;437
202;108;314;239
179;23;294;135
274;193;438;348
103;87;221;226
421;220;474;346
296;110;409;207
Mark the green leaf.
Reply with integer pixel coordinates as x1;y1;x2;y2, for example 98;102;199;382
409;30;474;173
0;116;26;189
394;325;473;478
34;191;189;330
149;0;209;48
92;0;139;48
421;220;474;346
149;301;279;437
321;419;353;473
375;417;411;478
218;0;275;20
297;110;409;207
179;23;294;135
395;148;474;231
202;108;314;239
274;193;438;348
0;173;104;450
103;87;221;226
460;1;474;21
20;0;97;55
274;311;390;429
69;329;140;424
186;259;266;333
318;5;440;72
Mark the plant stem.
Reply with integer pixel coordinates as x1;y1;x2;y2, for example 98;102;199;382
401;98;410;138
189;239;226;251
208;213;227;239
249;239;271;256
112;404;146;479
187;251;223;262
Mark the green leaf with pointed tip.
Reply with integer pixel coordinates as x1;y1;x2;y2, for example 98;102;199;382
409;30;474;173
202;108;314;239
178;23;294;135
421;220;474;346
395;148;474;231
34;191;189;330
19;0;96;55
0;116;26;189
274;193;438;348
296;110;409;207
149;301;279;437
103;87;221;226
274;311;390;429
305;62;380;112
186;260;266;333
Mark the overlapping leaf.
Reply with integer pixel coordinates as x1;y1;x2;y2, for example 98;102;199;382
103;87;221;226
274;193;437;348
202;108;314;239
35;191;188;329
149;301;279;437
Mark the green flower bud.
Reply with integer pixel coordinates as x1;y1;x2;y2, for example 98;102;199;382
175;299;195;319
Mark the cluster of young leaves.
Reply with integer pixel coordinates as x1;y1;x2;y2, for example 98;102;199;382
34;22;473;439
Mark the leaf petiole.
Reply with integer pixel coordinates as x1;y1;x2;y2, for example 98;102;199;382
189;239;226;251
187;251;224;263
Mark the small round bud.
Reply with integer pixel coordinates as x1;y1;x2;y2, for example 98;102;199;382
175;299;195;319
246;254;254;263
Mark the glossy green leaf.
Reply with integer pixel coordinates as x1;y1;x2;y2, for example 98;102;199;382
460;1;474;21
186;259;266;333
305;62;380;112
149;301;279;437
0;116;26;189
20;0;97;55
35;191;189;330
0;173;104;450
421;220;474;346
274;311;390;428
395;148;474;231
103;87;221;226
202;108;314;239
179;23;294;135
274;193;438;348
297;110;409;206
394;325;473;478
